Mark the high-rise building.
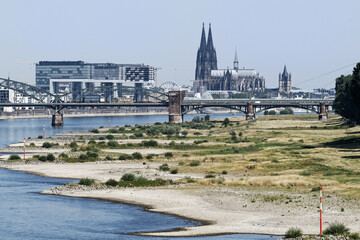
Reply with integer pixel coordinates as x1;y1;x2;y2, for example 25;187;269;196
35;61;156;93
279;65;292;94
193;24;265;93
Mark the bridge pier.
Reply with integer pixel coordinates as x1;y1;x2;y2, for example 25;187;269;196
52;113;63;126
318;102;328;121
246;103;255;120
168;91;183;123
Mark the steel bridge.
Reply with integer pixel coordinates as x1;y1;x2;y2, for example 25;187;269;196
0;78;333;125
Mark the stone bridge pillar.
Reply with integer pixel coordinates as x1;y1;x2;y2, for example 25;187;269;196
318;102;328;121
168;91;183;123
246;102;255;120
52;113;63;126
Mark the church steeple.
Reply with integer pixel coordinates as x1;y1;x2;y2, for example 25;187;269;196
195;23;217;81
199;23;206;50
206;23;214;50
282;65;288;78
234;49;239;71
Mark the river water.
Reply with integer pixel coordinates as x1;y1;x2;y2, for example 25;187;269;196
0;113;279;240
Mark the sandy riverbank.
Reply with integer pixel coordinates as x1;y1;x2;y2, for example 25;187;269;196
1;161;359;237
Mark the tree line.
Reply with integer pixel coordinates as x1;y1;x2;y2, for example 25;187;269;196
334;63;360;123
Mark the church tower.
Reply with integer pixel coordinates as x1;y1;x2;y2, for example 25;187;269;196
195;23;217;80
233;50;239;71
279;65;292;94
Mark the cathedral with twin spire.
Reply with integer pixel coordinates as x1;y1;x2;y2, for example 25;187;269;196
193;23;265;93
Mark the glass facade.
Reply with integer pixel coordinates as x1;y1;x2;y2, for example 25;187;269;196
36;61;91;91
36;61;156;92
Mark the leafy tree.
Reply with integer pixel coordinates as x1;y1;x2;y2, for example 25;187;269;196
181;130;188;138
351;63;360;120
46;153;55;161
223;118;230;127
204;114;210;121
334;74;360;123
280;108;294;115
268;110;276;115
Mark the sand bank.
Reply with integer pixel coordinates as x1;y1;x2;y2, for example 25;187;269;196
1;161;359;237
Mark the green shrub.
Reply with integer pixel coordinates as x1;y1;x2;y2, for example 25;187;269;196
141;140;158;147
323;222;350;235
119;154;133;160
189;160;200;167
165;152;173;159
132;152;143;159
134;133;144;138
159;163;170;171
349;233;360;240
42;142;53;148
300;171;311;176
170;168;178;174
69;142;78;148
30;143;35;147
46;154;55;161
121;173;135;181
205;174;216;178
110;129;118;133
79;154;88;160
146;154;155;160
105;155;113;160
107;140;119;148
118;177;169;188
311;186;321;192
90;129;99;133
98;137;105;140
38;156;47;162
59;153;68;159
88;140;96;144
285;227;303;238
8;154;21;160
268;110;276;115
38;135;43;139
105;178;118;187
86;151;98;158
106;135;115;140
280;108;294;115
222;170;228;174
194;132;202;136
79;178;95;186
118;127;125;131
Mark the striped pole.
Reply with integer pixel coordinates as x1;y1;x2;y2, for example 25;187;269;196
320;186;323;235
23;138;26;160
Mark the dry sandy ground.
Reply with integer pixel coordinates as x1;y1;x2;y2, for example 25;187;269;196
1;161;359;237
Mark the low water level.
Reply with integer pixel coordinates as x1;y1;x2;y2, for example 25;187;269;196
0;114;279;239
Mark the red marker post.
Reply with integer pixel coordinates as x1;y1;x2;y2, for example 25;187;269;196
23;138;26;160
320;186;323;235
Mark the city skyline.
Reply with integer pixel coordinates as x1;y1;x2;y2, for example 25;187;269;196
1;0;360;90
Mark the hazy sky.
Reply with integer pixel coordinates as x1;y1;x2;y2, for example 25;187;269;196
1;0;360;89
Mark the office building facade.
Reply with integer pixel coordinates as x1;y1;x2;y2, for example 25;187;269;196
35;61;157;94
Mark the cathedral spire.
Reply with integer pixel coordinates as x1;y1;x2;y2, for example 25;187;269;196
234;49;239;71
207;23;214;50
199;23;206;50
282;65;288;77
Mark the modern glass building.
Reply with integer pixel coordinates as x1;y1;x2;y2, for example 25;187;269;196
35;61;156;93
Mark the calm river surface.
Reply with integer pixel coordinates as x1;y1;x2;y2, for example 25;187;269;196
0;113;279;239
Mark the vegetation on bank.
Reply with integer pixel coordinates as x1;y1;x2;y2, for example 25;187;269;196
284;223;360;239
6;112;360;197
77;174;172;188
